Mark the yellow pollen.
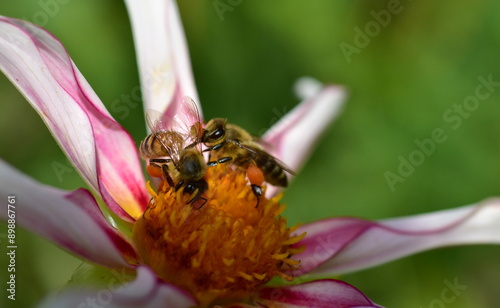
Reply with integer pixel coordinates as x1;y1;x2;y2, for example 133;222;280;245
133;165;304;307
271;252;290;260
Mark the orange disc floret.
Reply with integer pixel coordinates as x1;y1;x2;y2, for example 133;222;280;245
132;164;305;307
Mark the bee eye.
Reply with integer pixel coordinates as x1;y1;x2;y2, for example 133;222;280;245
209;128;225;141
184;183;196;194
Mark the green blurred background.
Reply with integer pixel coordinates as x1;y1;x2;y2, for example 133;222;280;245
1;1;500;307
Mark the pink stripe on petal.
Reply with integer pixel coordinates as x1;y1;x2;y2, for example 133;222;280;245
124;0;200;116
0;160;136;268
0;17;148;220
38;266;196;308
263;79;346;197
291;218;372;276
258;279;381;308
292;199;500;276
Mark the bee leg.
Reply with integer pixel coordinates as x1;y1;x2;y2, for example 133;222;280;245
185;180;208;209
174;180;185;191
192;197;207;210
159;164;175;188
150;158;170;164
148;159;175;186
149;159;170;173
202;142;225;152
251;184;262;208
206;156;232;167
184;141;198;149
246;164;265;208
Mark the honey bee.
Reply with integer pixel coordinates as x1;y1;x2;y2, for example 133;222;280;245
139;97;209;208
202;118;295;207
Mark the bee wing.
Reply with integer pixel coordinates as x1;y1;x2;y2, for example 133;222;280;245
155;131;186;163
272;156;296;175
145;109;169;133
149;96;203;145
173;96;204;143
146;108;193;140
251;135;274;151
179;96;203;126
233;141;296;175
258;149;296;176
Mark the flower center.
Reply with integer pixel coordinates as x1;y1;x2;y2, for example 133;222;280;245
132;165;305;307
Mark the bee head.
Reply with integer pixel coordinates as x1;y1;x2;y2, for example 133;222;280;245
180;149;206;180
202;118;227;145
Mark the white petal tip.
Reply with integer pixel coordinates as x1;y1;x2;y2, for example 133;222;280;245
294;77;324;100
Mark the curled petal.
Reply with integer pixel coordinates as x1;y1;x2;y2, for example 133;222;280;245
263;78;346;196
0;17;148;220
0;160;136;268
292;198;500;276
263;78;346;169
38;266;196;308
124;0;201;119
257;279;381;308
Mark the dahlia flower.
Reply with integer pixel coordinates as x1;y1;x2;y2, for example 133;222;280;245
1;1;499;307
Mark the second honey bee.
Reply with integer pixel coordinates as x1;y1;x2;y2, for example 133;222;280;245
202;118;295;207
139;97;209;208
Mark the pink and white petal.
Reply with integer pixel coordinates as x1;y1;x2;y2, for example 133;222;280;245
257;279;382;308
0;18;96;193
0;160;137;267
292;198;500;276
124;0;200;119
38;266;196;308
263;78;346;197
0;17;148;220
